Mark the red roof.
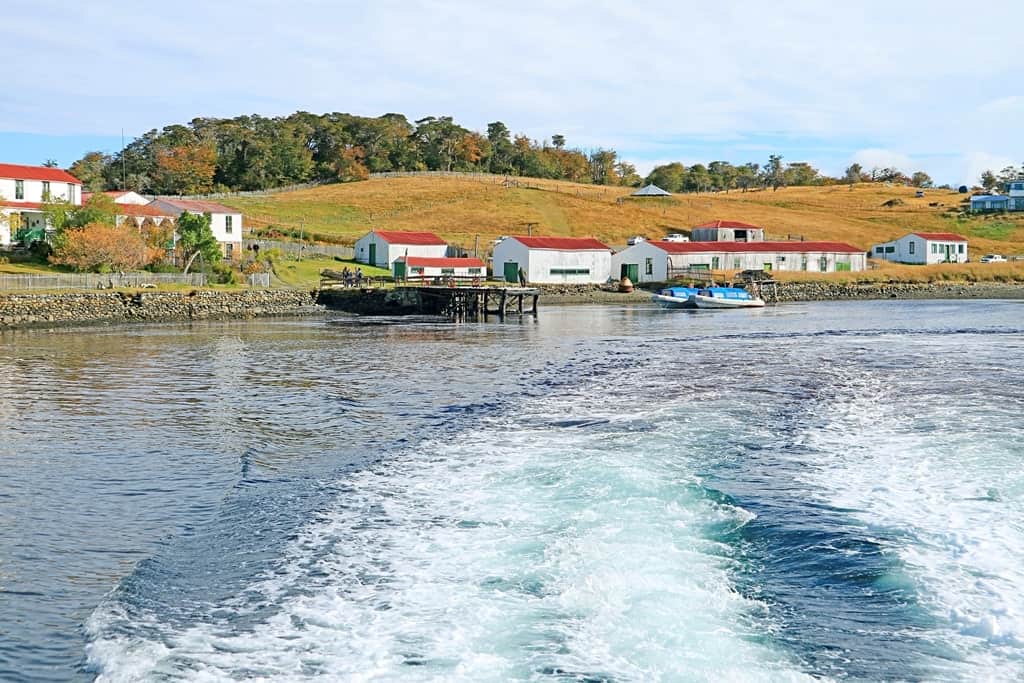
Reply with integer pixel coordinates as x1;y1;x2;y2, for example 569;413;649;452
651;240;864;254
0;200;46;210
912;232;968;242
512;236;610;250
693;220;761;229
399;256;485;268
0;162;81;185
373;230;447;245
117;204;172;218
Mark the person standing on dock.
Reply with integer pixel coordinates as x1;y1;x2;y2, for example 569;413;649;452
518;266;527;287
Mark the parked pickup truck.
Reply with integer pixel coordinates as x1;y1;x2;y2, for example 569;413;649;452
979;254;1007;263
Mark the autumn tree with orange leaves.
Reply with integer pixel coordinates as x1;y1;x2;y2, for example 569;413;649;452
50;223;155;272
153;143;217;194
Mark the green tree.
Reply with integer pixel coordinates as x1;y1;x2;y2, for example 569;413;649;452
551;134;566;149
69;151;112;191
69;193;118;228
844;163;864;184
979;170;998;191
910;171;933;188
765;154;785;191
42;159;59;168
645;162;687;192
176;211;221;274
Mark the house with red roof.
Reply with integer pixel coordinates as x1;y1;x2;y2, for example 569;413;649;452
0;162;83;246
393;256;486;282
354;230;449;268
492;236;612;284
690;220;765;243
613;239;866;281
82;190;151;206
871;232;968;265
149;197;243;259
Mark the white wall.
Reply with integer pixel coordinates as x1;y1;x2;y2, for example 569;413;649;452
403;264;486;278
0;209;11;246
493;239;610;284
208;211;242;245
872;236;966;264
111;191;150;205
0;177;81;205
491;239;530;281
355;232;448;267
612;242;671;282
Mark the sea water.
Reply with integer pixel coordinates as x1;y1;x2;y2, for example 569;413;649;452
1;300;1022;681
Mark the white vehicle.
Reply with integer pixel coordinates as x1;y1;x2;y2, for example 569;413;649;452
979;254;1007;263
662;233;689;242
627;235;647;246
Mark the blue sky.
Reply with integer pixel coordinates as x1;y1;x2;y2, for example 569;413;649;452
2;0;1022;185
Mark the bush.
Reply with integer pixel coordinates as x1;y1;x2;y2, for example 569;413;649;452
145;262;182;273
49;223;150;272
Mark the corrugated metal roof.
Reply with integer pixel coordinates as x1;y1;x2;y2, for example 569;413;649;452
692;220;761;229
398;257;485;268
631;184;671;196
650;240;864;254
374;230;447;245
0;200;46;210
156;198;239;214
912;232;968;242
512;236;610;251
0;162;81;185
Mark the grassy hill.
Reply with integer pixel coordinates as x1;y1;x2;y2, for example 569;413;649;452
222;174;1024;278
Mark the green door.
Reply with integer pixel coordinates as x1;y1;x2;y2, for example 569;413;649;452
620;263;639;282
368;243;377;267
504;261;520;283
393;260;406;280
763;262;773;272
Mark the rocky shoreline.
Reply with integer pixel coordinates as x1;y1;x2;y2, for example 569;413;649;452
2;281;1022;331
0;289;321;330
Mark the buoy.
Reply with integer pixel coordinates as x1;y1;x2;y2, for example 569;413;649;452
619;276;634;293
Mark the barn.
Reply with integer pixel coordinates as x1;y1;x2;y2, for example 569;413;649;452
354;230;448;268
492;236;612;284
612;240;867;282
871;232;968;264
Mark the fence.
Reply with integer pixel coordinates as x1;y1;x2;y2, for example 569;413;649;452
243;239;354;260
0;272;207;291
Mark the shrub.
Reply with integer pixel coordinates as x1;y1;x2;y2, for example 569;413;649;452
50;223;150;272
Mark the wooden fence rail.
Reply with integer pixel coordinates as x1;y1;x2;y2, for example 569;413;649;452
0;272;208;291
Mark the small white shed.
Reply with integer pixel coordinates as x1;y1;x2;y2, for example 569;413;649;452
871;232;968;264
394;256;486;282
354;230;448;268
492;236;612;284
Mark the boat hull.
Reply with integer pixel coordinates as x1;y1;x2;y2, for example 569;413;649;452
691;294;765;309
652;294;696;309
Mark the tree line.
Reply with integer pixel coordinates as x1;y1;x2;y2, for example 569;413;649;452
68;112;643;194
978;164;1024;192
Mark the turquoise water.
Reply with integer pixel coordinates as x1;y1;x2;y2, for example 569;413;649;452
1;301;1023;681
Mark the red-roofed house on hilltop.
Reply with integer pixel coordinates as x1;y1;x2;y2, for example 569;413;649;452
0;162;83;247
355;230;449;268
393;256;486;282
149;197;243;259
690;220;765;242
492;236;612;284
612;240;866;282
871;232;968;264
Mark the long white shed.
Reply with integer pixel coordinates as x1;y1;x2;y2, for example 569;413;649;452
491;236;612;284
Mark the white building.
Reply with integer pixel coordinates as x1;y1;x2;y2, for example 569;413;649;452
612;240;866;282
1009;180;1024;211
690;220;765;242
82;190;151;206
492;236;612;284
393;256;486;281
0;162;83;247
150;198;243;259
354;230;448;268
871;232;968;264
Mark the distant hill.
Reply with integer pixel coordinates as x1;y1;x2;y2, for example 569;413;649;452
221;174;1024;257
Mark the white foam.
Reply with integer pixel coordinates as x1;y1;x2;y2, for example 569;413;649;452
87;379;813;681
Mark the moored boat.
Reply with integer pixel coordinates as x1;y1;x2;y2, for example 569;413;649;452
691;286;765;309
652;286;699;309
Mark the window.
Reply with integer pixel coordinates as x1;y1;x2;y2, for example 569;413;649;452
41;181;50;199
931;243;940;254
645;257;653;275
549;268;590;275
733;258;741;269
411;267;424;274
15;179;24;200
712;256;719;269
819;256;828;271
441;268;455;275
225;215;233;234
958;244;965;254
801;258;808;270
67;183;75;203
225;243;233;258
875;246;884;254
468;267;482;274
909;241;915;255
885;246;895;254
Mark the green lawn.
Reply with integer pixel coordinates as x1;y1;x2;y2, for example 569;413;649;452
271;257;391;288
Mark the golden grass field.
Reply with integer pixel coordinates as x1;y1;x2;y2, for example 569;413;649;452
223;174;1021;248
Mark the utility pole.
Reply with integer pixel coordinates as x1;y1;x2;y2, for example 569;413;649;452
474;234;479;258
298;216;305;260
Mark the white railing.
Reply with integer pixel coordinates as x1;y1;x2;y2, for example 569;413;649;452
0;272;207;291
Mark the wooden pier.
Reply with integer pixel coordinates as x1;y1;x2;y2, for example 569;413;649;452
410;286;540;321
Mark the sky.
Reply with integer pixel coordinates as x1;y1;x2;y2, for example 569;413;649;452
1;0;1022;185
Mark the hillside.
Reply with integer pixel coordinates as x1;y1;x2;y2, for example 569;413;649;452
222;174;1024;259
